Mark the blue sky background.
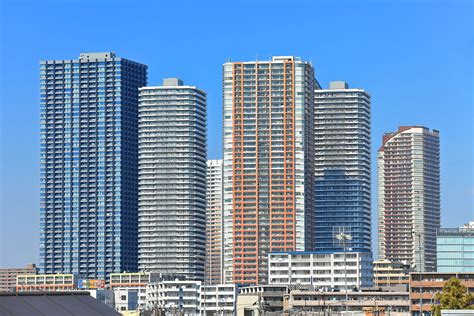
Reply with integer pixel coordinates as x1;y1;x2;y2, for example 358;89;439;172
0;0;472;267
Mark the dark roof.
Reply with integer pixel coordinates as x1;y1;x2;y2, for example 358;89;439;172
0;291;120;316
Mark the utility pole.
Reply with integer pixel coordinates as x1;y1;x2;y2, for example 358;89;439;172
336;232;352;315
413;231;424;316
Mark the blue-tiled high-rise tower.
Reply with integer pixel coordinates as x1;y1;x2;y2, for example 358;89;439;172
314;81;372;254
39;52;147;279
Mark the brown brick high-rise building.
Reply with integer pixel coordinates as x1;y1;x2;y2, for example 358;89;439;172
378;126;440;272
222;56;318;285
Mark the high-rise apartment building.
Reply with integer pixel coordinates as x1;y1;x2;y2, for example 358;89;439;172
39;52;147;279
378;126;440;272
138;78;207;280
314;81;372;253
222;56;317;285
437;222;474;273
205;159;224;285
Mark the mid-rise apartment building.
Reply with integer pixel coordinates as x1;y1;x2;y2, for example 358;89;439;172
409;272;474;315
373;259;412;289
138;78;207;280
39;52;147;279
16;274;76;292
146;279;202;315
437;222;474;273
0;264;37;292
200;284;237;316
314;81;372;253
378;126;440;272
222;56;318;285
205;159;224;285
268;251;373;289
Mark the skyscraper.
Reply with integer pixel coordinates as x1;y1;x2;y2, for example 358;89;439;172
378;126;440;272
222;56;317;285
138;78;207;280
39;52;147;279
205;159;224;285
314;81;372;253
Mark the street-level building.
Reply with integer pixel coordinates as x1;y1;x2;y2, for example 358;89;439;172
373;259;412;289
138;78;207;280
223;56;318;285
283;289;410;316
109;272;159;311
0;264;38;292
268;251;373;289
205;159;224;285
314;81;372;254
39;52;147;279
378;126;440;272
409;272;474;316
200;284;237;316
236;285;289;316
437;222;474;273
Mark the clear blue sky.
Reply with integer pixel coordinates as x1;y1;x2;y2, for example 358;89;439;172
0;0;472;268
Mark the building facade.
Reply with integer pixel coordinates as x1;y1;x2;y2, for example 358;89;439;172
146;280;202;315
437;222;474;273
0;264;38;292
268;251;373;289
138;78;207;280
200;284;237;316
222;56;317;285
409;272;474;315
16;274;76;292
205;159;224;285
283;290;410;316
39;52;147;279
378;126;440;272
373;259;412;289
314;81;372;253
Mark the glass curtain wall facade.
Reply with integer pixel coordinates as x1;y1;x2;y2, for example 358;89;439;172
138;78;207;280
377;126;440;272
39;52;147;279
437;222;474;272
222;56;317;285
205;159;224;285
313;81;372;253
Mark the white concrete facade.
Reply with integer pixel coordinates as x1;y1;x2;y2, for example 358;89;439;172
268;252;373;289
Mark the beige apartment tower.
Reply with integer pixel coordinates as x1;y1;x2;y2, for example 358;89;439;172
377;126;440;272
222;56;317;285
205;159;224;285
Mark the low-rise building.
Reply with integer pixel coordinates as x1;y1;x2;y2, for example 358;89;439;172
200;284;237;315
283;289;410;315
146;279;201;315
236;285;289;316
268;251;373;290
437;222;474;273
109;272;159;312
16;273;76;292
373;259;412;289
0;263;37;292
409;272;474;315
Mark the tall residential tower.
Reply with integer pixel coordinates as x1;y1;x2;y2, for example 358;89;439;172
378;126;440;272
314;81;372;253
39;52;147;279
223;56;317;285
205;159;224;285
138;78;207;280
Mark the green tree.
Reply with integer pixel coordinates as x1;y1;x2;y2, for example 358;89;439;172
431;277;474;316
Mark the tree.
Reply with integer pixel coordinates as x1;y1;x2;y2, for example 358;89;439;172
431;277;474;316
